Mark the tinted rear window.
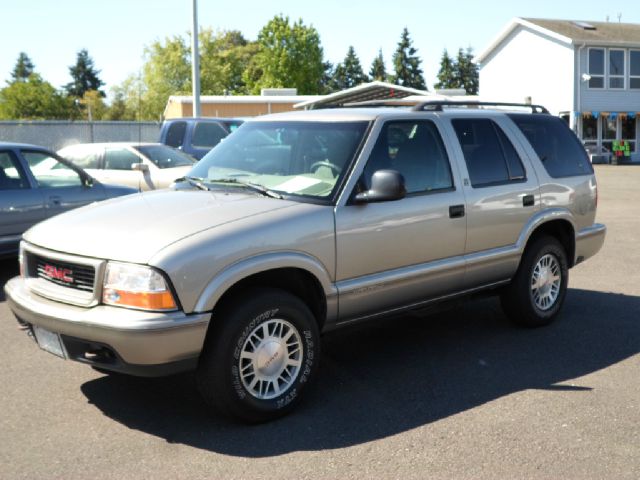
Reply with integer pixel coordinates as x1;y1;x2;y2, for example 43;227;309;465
508;114;593;177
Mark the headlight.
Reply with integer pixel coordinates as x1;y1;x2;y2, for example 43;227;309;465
102;263;177;311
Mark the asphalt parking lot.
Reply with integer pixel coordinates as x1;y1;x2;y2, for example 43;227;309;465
1;165;638;479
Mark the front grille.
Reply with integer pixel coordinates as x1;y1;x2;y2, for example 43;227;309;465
33;255;96;293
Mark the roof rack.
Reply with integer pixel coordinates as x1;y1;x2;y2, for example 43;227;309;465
411;101;549;114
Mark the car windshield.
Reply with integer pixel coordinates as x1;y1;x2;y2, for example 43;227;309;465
189;121;368;199
134;145;195;169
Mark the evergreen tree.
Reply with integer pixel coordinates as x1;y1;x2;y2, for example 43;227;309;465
434;49;459;89
391;28;426;90
10;52;35;83
453;47;479;95
330;46;367;91
369;49;387;82
65;49;105;98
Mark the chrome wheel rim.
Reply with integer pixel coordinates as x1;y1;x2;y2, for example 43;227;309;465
239;319;303;400
531;253;561;311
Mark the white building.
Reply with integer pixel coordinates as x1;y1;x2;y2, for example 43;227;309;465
476;18;640;161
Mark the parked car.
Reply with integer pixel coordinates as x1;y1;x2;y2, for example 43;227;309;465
0;142;135;258
58;142;196;191
5;102;605;423
159;117;244;159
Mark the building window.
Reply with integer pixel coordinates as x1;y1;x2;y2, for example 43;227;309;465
588;48;605;88
631;50;640;89
609;49;625;88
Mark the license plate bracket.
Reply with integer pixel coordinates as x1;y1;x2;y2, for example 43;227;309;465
32;326;66;359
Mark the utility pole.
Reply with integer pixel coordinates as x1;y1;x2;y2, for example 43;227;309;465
191;0;201;117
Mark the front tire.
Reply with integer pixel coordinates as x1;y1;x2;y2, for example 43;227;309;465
196;288;320;423
501;235;569;327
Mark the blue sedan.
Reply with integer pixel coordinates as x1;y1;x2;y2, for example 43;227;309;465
0;142;136;258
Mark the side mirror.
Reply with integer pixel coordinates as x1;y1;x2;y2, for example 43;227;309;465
354;169;406;203
132;163;149;173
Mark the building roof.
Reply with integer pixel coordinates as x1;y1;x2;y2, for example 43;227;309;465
293;81;432;110
476;17;640;64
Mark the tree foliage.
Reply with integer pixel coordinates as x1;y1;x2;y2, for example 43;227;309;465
434;47;479;94
9;52;35;83
200;29;257;95
65;49;105;98
0;73;72;119
330;46;368;91
434;49;457;89
246;15;325;94
141;35;191;120
391;28;426;90
454;47;479;95
369;49;387;82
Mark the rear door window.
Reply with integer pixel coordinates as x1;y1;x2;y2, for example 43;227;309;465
452;118;527;187
508;114;593;177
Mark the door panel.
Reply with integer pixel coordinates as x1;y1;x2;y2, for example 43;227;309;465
447;117;541;287
335;119;467;321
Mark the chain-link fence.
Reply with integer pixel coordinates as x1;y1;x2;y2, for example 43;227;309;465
0;121;161;151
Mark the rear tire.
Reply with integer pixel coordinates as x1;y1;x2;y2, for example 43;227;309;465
196;288;320;423
501;235;569;327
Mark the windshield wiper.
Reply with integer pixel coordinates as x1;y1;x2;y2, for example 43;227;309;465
175;176;210;191
208;178;283;199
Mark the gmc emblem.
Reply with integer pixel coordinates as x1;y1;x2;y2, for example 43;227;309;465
43;265;73;283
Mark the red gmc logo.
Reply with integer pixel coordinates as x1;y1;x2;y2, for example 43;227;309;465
43;265;73;283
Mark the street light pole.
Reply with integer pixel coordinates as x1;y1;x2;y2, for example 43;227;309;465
191;0;201;117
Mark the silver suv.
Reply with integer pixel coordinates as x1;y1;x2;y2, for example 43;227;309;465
5;101;606;423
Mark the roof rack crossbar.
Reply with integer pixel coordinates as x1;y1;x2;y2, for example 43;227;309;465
411;101;549;114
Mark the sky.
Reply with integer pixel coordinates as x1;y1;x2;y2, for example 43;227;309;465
2;0;640;97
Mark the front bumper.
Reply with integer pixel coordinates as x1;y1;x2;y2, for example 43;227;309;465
5;276;210;376
575;223;606;265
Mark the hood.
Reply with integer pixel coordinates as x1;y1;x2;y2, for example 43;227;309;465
24;188;299;264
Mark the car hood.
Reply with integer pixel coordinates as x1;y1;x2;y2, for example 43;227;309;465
24;188;299;264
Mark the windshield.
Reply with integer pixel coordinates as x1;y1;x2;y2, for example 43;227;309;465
134;145;195;169
189;121;368;199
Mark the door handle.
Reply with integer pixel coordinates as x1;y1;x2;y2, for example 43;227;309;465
522;194;535;207
449;204;465;218
48;195;62;207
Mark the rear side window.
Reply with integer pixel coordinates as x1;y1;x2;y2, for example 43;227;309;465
165;121;187;148
508;114;593;177
452;118;526;187
192;122;228;148
60;145;101;169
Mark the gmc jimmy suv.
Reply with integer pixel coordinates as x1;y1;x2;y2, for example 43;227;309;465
5;101;606;422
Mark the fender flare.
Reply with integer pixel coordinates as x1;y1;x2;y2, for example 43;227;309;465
193;251;337;313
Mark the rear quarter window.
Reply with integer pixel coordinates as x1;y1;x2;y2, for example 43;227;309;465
508;114;593;177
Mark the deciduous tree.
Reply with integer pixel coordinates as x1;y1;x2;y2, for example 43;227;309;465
246;15;325;94
0;73;73;119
